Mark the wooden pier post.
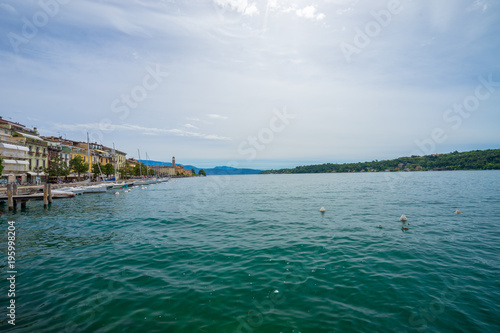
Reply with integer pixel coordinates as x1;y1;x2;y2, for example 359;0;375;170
21;201;27;209
13;183;18;195
7;184;14;211
43;184;49;208
48;184;53;204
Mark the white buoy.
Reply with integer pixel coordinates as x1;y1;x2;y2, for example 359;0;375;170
115;192;119;195
399;214;408;221
455;209;462;214
320;207;326;213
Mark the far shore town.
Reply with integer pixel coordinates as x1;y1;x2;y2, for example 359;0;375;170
0;116;194;185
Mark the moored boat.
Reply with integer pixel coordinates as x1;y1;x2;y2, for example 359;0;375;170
83;184;107;193
51;190;76;198
111;182;129;189
59;186;85;195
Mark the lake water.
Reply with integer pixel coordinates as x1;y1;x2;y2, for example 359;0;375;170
1;171;499;332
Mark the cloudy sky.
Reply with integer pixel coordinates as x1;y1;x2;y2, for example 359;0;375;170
1;0;499;169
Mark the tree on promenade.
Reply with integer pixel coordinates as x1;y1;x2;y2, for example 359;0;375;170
69;156;89;181
92;163;104;179
46;155;70;180
104;163;115;178
119;161;132;179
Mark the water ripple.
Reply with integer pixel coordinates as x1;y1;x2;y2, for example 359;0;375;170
1;171;499;332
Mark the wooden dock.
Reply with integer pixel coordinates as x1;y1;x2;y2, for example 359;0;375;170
0;183;53;210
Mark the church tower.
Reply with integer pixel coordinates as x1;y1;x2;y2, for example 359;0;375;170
172;156;175;168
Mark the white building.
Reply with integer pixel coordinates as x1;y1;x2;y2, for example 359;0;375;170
0;124;29;183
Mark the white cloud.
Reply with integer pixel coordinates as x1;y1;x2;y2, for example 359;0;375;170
336;7;353;15
3;1;499;168
0;3;16;14
467;0;488;12
54;123;231;141
214;0;260;16
207;114;229;120
296;5;325;21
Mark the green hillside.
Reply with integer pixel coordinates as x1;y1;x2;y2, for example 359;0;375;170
260;149;500;174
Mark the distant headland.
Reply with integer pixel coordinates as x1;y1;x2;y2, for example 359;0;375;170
140;160;262;176
259;149;500;174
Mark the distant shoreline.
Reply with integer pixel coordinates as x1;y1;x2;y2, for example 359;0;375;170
259;149;500;175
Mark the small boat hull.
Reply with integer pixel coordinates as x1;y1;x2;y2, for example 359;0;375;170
51;190;76;198
83;185;107;193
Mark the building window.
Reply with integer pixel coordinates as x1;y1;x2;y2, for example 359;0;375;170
43;160;46;168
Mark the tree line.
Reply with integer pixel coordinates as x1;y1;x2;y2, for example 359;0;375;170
45;155;157;180
259;149;500;174
0;155;206;183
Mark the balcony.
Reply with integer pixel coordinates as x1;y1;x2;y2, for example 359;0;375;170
0;136;22;145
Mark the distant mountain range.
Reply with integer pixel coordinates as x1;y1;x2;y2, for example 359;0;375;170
138;160;262;175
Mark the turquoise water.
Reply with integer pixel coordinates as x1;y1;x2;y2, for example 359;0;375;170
1;171;499;332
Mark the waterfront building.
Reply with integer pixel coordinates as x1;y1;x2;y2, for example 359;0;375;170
42;136;77;167
127;158;138;168
77;142;111;166
150;165;176;177
0;117;46;183
103;145;127;179
0;118;30;183
175;164;193;176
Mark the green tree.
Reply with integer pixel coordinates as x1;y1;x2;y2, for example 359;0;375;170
69;156;89;181
191;168;196;175
133;163;140;176
133;162;147;177
45;155;70;179
119;161;132;179
103;163;115;178
198;169;206;176
92;163;104;179
0;157;3;176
